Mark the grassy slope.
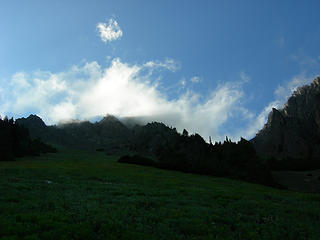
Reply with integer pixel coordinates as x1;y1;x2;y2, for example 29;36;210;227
272;169;320;193
0;149;320;240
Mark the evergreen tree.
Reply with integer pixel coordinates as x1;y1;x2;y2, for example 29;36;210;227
0;116;56;161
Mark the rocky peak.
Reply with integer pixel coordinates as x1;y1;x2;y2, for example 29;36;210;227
252;77;320;161
282;77;320;120
266;108;284;129
16;114;47;129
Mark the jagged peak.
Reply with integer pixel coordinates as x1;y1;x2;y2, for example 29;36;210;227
252;76;320;160
16;114;46;128
290;76;320;97
27;114;43;120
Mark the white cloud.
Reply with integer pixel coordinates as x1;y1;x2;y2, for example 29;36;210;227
180;78;186;87
274;73;312;103
232;100;281;140
96;18;123;43
12;72;31;89
190;76;201;83
52;101;77;123
239;71;250;83
143;58;180;72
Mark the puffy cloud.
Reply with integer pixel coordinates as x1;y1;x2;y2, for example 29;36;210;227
51;101;77;123
96;18;123;43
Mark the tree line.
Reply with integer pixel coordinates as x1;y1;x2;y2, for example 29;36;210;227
0;116;56;161
119;123;276;186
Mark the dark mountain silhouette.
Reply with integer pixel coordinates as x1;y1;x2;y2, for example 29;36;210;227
16;114;133;153
16;115;86;149
252;77;320;170
129;122;180;155
58;115;133;153
16;114;47;129
16;114;48;139
17;114;274;185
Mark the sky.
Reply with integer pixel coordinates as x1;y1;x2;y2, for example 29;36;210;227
1;0;320;142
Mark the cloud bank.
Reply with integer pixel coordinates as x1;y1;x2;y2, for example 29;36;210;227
0;58;250;141
1;58;313;142
97;18;123;43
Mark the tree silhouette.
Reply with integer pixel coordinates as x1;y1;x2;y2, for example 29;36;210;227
0;116;56;161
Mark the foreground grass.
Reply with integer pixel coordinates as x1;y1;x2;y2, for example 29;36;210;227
0;149;320;239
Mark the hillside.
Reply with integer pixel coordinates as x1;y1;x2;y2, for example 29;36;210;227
16;116;274;186
0;149;319;239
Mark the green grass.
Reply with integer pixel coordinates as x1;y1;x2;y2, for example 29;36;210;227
1;149;320;239
272;169;320;193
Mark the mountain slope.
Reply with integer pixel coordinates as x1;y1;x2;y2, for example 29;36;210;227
252;77;320;169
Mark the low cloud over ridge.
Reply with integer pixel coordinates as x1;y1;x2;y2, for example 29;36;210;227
0;58;302;142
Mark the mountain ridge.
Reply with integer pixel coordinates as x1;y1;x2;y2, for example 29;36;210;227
16;113;274;186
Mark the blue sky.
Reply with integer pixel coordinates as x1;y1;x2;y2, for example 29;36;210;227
1;0;320;141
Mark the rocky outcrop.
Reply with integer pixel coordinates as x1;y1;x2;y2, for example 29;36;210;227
16;114;46;130
252;77;320;162
16;114;51;140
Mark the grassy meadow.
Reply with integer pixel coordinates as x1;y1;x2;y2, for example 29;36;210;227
1;149;320;239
